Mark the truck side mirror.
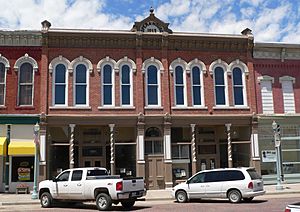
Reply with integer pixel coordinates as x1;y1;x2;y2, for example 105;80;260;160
52;177;57;182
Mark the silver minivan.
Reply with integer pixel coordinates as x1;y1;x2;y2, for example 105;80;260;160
171;167;265;203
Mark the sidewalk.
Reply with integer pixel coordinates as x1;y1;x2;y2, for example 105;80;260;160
1;183;300;206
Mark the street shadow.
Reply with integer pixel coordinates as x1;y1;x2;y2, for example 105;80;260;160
174;199;268;204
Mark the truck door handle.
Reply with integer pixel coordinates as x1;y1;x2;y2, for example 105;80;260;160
64;184;68;187
77;183;82;186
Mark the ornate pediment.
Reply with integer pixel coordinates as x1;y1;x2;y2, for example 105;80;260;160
131;7;172;33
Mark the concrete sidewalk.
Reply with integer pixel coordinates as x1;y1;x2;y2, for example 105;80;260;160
0;183;300;206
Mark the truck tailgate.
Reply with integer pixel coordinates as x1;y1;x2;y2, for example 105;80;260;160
122;177;144;192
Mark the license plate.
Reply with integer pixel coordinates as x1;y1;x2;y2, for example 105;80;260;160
131;191;140;197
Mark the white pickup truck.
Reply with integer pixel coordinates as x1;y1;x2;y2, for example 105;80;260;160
38;167;146;211
285;202;300;212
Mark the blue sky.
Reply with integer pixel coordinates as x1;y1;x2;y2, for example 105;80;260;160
0;0;299;43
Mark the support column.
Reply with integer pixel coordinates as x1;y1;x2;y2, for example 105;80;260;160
136;113;145;178
164;114;172;189
225;123;233;168
4;124;11;193
69;124;75;169
190;124;197;175
39;113;47;181
109;124;115;175
251;116;261;173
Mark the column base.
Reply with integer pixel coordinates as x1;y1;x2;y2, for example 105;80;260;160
164;162;172;189
251;158;261;174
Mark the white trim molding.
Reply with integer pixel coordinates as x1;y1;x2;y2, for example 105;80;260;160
14;53;38;72
97;56;117;74
70;56;93;74
187;58;206;74
228;59;249;76
279;76;296;84
257;75;274;84
0;54;10;71
49;55;71;73
142;57;164;74
116;56;136;73
209;59;229;75
169;58;188;74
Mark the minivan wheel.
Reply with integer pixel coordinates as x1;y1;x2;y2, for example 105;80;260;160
228;189;242;203
243;197;254;202
176;190;188;203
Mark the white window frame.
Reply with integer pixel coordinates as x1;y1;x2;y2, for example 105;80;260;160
14;54;38;106
280;76;296;114
174;65;187;107
209;59;229;107
101;63;115;107
120;64;133;106
73;63;89;107
190;65;205;107
0;55;9;106
258;75;274;114
49;55;71;107
142;57;164;108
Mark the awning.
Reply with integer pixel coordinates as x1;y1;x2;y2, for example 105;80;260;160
0;137;7;155
8;140;35;155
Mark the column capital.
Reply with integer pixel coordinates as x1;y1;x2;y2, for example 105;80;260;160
190;124;196;131
109;123;115;131
69;124;76;129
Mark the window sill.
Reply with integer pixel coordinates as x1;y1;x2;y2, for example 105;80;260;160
144;106;164;110
49;106;92;110
0;106;6;109
15;106;35;110
172;106;208;110
213;106;250;110
98;106;136;110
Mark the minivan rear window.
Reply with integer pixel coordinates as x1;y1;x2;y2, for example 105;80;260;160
247;169;261;180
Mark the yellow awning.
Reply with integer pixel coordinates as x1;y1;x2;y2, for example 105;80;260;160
0;137;7;156
8;140;35;155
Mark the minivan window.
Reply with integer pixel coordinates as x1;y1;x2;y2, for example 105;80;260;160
189;173;204;183
205;171;222;182
247;169;261;180
223;170;245;181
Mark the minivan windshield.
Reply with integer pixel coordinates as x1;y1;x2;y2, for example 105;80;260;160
247;169;261;179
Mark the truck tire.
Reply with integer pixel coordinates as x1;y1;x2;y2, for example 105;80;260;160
40;192;53;208
121;200;135;209
96;193;112;211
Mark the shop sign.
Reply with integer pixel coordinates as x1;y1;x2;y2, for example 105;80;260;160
262;150;276;162
17;167;31;181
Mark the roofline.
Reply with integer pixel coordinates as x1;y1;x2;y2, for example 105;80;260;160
255;42;300;48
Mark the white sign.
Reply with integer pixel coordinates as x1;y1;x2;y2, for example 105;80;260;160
262;150;276;162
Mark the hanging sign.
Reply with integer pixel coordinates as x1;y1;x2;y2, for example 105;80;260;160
262;150;276;162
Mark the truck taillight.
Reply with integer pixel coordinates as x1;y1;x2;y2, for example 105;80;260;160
248;181;253;189
285;209;291;212
116;181;123;191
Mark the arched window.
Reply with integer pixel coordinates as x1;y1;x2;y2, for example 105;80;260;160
232;67;244;105
191;66;202;106
74;64;88;105
0;63;6;105
54;64;67;105
146;65;159;106
120;65;131;106
102;64;114;106
214;67;226;105
174;66;185;106
18;63;34;106
145;127;163;155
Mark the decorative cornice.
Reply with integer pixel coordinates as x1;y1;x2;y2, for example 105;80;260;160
0;31;41;46
14;53;38;72
116;56;137;73
209;59;229;75
228;59;249;76
257;75;274;83
49;55;71;73
169;58;188;74
97;56;117;73
187;59;207;74
0;54;10;70
141;57;164;74
254;43;300;61
70;56;93;74
279;76;296;84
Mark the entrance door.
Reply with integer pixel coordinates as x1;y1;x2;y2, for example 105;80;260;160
145;155;165;190
199;156;217;170
82;157;104;167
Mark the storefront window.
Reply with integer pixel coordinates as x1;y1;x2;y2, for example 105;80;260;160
11;156;34;182
116;144;136;177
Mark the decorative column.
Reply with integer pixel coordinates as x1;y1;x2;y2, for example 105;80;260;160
250;115;261;174
225;123;233;168
4;124;11;193
164;113;172;189
136;113;145;178
69;124;75;169
109;124;115;175
190;124;197;175
39;112;47;181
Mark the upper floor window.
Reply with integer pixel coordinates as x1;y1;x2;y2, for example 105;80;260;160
258;76;274;114
0;63;6;105
174;66;186;106
120;65;131;106
18;63;34;106
191;66;202;106
214;67;226;105
74;64;88;106
54;64;67;106
232;67;245;106
280;76;296;113
102;64;114;106
146;65;160;106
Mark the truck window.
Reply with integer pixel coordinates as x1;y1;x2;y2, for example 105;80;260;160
71;170;83;181
87;169;108;177
57;171;70;181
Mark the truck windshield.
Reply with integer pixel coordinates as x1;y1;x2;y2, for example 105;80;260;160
87;169;108;177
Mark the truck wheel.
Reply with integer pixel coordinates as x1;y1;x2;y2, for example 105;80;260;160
96;193;112;211
40;192;53;208
176;190;188;203
121;200;135;209
228;189;242;203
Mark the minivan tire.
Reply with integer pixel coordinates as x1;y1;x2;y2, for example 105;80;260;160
228;189;242;203
40;192;53;208
176;190;188;203
96;193;112;211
